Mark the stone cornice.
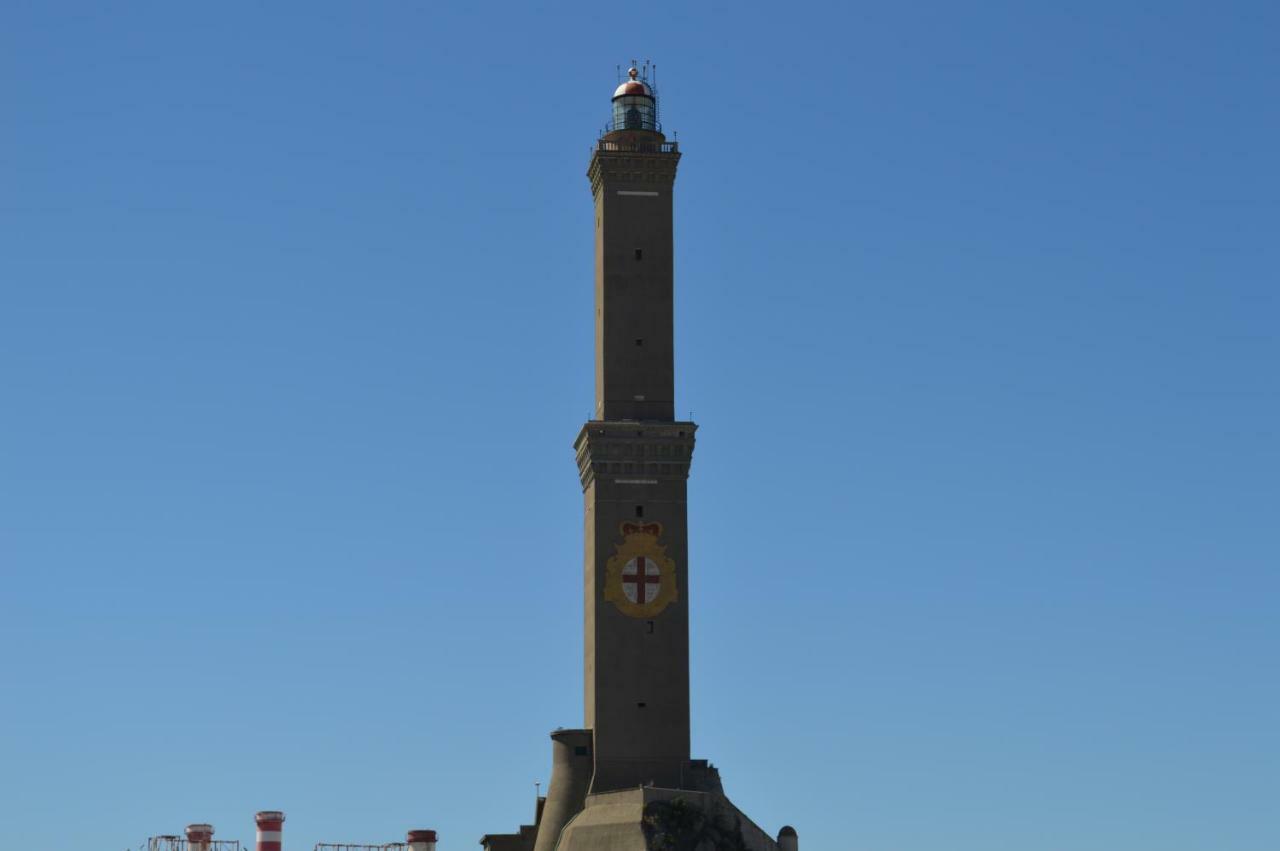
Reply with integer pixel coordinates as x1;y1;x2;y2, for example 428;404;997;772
587;149;681;199
574;421;697;490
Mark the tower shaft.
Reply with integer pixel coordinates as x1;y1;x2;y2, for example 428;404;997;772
590;141;680;421
579;125;694;793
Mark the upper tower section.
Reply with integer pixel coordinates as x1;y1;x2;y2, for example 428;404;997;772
587;65;681;422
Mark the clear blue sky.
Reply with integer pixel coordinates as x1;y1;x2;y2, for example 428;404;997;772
2;3;1276;850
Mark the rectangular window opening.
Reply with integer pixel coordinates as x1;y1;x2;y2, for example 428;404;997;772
636;702;647;709
635;505;644;518
635;338;644;347
634;248;643;260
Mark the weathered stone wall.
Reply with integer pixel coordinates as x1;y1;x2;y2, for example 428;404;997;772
555;788;780;851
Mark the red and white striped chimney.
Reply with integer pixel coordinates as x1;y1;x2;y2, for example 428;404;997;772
255;811;285;851
186;824;214;851
407;830;437;851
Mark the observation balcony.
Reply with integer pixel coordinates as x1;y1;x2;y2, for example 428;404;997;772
594;138;678;155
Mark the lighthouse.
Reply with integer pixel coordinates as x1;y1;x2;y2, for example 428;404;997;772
131;64;793;851
481;65;792;851
578;64;695;795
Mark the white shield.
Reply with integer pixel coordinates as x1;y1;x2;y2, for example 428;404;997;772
621;556;662;604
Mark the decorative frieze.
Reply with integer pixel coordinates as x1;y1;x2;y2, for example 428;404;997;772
587;150;680;199
574;421;697;490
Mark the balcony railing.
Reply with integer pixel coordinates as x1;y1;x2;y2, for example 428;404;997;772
594;139;679;154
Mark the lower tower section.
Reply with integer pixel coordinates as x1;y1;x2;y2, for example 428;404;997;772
576;420;696;792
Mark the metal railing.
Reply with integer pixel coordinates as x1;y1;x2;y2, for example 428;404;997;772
594;139;678;154
603;116;662;134
147;839;242;851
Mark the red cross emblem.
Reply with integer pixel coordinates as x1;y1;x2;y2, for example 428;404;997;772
604;521;677;617
621;556;662;604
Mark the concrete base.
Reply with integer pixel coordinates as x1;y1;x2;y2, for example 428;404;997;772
554;787;779;851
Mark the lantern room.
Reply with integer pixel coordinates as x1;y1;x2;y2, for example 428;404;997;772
610;66;660;133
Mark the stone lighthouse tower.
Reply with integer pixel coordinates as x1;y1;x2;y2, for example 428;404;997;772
482;67;794;851
576;65;696;795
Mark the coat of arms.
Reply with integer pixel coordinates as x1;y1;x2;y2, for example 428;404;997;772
604;522;678;618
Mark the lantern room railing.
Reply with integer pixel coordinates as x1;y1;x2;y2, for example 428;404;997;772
594;139;678;154
604;115;662;134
